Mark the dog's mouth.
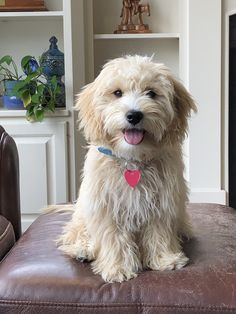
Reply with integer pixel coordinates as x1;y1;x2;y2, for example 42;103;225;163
123;129;145;145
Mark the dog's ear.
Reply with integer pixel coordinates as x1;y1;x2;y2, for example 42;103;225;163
74;82;104;142
168;75;197;142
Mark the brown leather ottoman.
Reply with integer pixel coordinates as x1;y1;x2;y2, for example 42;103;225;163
0;203;235;314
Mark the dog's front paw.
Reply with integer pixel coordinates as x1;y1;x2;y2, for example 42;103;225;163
148;252;189;271
92;262;138;283
58;243;94;261
100;268;137;283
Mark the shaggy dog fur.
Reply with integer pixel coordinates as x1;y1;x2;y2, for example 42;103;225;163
57;55;197;283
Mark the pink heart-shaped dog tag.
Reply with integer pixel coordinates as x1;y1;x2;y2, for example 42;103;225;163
124;169;141;188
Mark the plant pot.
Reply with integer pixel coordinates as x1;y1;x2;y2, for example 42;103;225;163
2;80;24;110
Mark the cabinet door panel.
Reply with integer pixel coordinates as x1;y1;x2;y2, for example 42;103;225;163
2;121;68;229
16;137;49;214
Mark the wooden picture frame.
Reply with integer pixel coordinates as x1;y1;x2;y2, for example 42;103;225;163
0;0;47;12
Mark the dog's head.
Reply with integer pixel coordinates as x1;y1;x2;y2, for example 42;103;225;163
75;56;196;160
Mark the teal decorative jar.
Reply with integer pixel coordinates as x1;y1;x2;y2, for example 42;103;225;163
40;36;65;108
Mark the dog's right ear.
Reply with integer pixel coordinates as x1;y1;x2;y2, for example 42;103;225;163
166;73;197;143
74;82;105;142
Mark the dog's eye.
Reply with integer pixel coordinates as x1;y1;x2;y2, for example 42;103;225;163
113;89;123;98
146;90;157;99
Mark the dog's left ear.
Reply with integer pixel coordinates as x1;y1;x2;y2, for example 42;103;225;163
168;75;197;141
74;82;105;142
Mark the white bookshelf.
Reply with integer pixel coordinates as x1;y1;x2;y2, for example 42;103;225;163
85;0;180;81
0;0;84;230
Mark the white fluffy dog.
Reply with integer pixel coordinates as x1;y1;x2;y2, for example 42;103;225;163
58;55;197;283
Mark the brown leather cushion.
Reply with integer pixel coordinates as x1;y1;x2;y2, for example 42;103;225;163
0;204;235;313
0;215;15;261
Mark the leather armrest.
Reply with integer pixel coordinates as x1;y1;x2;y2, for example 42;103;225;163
0;215;15;261
0;126;21;240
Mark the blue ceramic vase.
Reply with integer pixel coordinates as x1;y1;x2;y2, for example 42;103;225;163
2;80;24;110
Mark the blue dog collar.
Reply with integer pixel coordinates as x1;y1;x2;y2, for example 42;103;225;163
97;146;114;157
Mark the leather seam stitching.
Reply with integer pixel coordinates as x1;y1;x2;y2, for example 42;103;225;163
0;222;11;241
0;301;235;311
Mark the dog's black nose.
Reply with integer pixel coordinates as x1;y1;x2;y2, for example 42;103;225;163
126;110;144;125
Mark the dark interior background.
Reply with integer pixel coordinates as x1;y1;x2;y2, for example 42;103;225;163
229;14;236;208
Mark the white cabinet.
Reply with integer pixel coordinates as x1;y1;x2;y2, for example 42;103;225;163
0;0;85;230
2;120;68;230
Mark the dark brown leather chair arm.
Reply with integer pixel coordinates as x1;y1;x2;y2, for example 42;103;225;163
0;215;15;261
0;126;21;240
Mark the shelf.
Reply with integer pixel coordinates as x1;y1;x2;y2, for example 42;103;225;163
0;11;64;21
94;33;180;40
0;108;70;118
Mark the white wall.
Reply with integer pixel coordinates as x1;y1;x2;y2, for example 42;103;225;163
180;0;225;204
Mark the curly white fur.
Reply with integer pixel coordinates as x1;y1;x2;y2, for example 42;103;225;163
57;55;197;282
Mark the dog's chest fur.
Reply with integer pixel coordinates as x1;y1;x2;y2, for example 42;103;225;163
80;146;182;232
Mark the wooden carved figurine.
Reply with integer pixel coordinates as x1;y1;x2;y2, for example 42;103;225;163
114;0;151;34
121;0;133;26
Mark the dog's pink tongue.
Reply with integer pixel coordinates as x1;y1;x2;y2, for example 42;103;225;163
124;129;144;145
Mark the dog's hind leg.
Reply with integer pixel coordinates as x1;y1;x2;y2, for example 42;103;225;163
43;204;92;259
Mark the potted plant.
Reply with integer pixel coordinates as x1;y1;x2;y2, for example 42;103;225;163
0;55;24;109
14;55;61;122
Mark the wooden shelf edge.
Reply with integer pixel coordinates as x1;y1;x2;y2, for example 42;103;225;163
0;11;64;18
0;108;70;118
94;33;180;40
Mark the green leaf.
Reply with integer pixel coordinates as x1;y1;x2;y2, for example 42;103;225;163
31;94;40;104
21;90;32;107
37;67;43;75
50;75;57;84
50;76;58;91
33;104;39;114
0;55;12;65
26;104;35;122
37;84;45;96
26;104;34;115
13;80;27;93
21;55;33;69
55;85;61;95
47;101;55;112
35;109;44;122
24;72;39;83
26;112;35;122
25;81;37;95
